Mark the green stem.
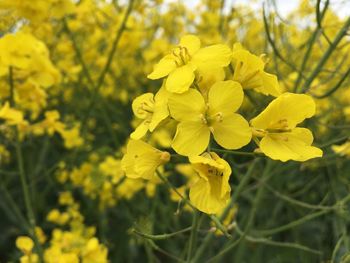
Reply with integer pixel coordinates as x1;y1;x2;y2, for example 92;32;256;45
148;240;185;263
234;225;321;255
82;0;135;126
8;67;44;261
313;67;350;98
233;160;273;262
212;148;258;156
262;5;305;78
186;210;200;262
132;227;192;240
255;209;330;236
331;235;344;262
262;181;334;211
300;16;350;92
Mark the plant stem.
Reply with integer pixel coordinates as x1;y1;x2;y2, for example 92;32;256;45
300;16;350;92
255;209;330;236
8;67;44;261
186;209;200;262
132;227;192;240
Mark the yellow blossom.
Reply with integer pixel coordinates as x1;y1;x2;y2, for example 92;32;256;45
131;86;169;139
231;43;282;97
168;80;252;156
332;141;350;157
0;32;61;87
0;102;23;125
189;152;231;214
251;93;323;161
59;125;83;149
121;139;171;179
16;236;34;254
148;34;232;93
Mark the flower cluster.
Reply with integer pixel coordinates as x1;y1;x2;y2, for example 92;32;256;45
122;35;323;214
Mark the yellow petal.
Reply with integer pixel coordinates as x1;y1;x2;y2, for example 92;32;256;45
132;93;154;119
260;128;323;162
208;80;244;115
147;54;177;79
121;140;170;179
165;64;195;93
192;44;232;71
189;158;231;215
251;93;316;130
197;67;225;96
254;72;282;97
0;102;24;125
149;87;170;131
332;141;350;156
130;120;149;140
172;121;210;156
168;88;205;122
212;113;252;149
179;35;201;55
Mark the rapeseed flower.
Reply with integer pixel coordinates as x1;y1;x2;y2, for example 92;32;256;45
0;102;23;125
121;140;171;179
251;93;323;161
148;35;232;93
189;152;231;214
168;80;251;156
231;43;282;97
131;86;169;139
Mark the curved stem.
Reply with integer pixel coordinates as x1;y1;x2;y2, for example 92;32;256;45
132;227;192;240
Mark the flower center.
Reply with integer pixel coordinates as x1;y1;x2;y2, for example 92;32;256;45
199;110;224;126
207;167;223;177
172;46;191;66
267;119;291;133
137;98;154;116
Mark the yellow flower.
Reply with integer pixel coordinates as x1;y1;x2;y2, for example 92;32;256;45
121;140;171;179
189;152;231;214
59;125;83;149
82;238;108;263
0;0;75;22
16;236;34;254
31;110;65;136
131;86;169;139
35;227;47;244
231;43;282;97
168;80;252;156
148;35;232;93
0;102;23;125
251;93;323;162
332;141;350;157
0;32;60;87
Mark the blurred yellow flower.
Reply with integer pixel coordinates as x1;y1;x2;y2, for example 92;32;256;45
0;32;61;87
16;236;34;254
0;102;23;125
332;141;350;157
